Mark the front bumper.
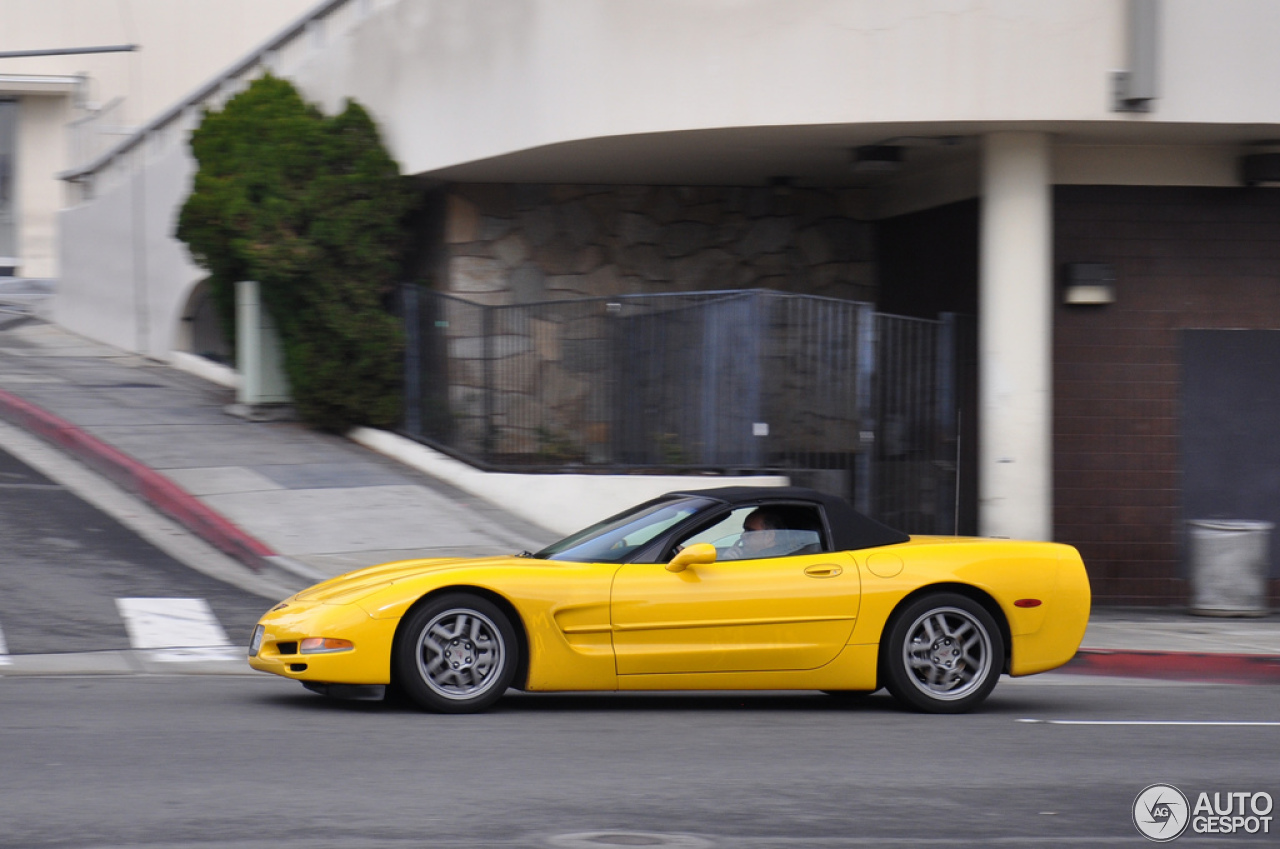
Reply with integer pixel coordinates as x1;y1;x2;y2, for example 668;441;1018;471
247;600;399;685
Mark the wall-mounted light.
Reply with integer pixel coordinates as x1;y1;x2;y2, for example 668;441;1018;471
849;136;962;174
1063;263;1116;305
850;145;904;174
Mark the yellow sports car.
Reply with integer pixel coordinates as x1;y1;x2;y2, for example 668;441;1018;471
248;486;1091;714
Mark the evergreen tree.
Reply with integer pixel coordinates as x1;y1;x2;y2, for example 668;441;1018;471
176;74;413;431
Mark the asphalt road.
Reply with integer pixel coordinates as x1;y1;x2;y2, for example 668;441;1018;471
2;675;1279;848
0;440;272;656
2;426;1277;848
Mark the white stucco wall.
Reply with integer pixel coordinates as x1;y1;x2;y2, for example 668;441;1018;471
1;0;318;276
1159;0;1280;123
291;0;1128;176
275;0;1280;180
57;121;205;357
1;0;319;129
57;160;144;352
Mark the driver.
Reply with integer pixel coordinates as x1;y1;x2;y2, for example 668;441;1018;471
739;508;788;558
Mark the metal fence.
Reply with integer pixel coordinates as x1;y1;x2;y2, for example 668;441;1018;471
402;286;972;534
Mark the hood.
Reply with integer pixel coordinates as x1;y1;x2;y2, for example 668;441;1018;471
293;555;524;605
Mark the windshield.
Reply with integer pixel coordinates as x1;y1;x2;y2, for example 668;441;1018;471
534;497;715;563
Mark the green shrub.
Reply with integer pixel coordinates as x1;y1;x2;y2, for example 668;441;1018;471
176;74;414;431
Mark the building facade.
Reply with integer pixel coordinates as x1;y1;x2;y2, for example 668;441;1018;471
37;0;1280;603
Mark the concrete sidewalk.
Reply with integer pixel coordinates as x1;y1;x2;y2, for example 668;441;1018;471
1;316;1278;684
0;317;555;583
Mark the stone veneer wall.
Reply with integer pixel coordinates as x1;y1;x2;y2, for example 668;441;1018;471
425;183;879;465
441;184;876;304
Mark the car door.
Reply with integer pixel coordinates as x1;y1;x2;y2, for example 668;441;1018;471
609;505;861;675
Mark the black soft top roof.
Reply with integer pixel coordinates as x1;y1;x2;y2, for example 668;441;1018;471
669;485;910;551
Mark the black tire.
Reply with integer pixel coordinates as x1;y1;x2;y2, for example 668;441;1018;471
394;593;519;714
882;592;1004;714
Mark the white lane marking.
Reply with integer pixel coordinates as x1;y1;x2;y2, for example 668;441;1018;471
115;598;240;662
1019;719;1280;727
0;621;10;665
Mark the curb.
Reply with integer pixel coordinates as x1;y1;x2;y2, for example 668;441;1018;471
0;387;277;573
1064;649;1280;685
0;648;254;677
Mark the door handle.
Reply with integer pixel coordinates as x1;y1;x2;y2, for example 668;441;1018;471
804;564;843;578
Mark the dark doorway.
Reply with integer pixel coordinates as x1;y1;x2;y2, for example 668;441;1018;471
876;199;979;534
1181;329;1280;577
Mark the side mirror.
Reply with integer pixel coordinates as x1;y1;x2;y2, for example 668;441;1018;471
666;542;716;572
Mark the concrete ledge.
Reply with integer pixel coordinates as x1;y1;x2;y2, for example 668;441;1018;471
0;649;254;676
169;351;240;389
0;651;142;675
349;427;790;536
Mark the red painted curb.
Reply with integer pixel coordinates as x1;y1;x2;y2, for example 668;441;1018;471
0;387;276;572
1063;649;1280;685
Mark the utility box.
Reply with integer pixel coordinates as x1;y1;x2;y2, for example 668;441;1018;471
236;280;291;406
1186;519;1272;617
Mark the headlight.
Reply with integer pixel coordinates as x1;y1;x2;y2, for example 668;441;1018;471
249;625;265;657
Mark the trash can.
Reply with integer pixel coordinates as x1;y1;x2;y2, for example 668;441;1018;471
1186;519;1273;617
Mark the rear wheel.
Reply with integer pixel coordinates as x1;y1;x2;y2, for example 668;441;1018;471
883;593;1004;714
394;593;519;713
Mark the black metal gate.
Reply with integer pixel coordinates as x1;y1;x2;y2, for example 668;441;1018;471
401;287;973;534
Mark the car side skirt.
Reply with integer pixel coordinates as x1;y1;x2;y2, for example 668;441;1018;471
609;643;879;692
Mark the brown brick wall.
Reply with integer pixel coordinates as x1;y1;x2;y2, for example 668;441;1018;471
1054;186;1280;605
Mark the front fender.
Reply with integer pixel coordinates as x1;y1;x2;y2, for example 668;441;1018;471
355;561;621;692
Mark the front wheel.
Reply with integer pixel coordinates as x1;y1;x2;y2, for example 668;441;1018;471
394;593;519;713
882;593;1004;714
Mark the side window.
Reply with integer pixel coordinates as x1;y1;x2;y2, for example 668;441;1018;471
673;505;827;560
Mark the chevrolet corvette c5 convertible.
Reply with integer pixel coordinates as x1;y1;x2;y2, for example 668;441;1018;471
248;486;1091;714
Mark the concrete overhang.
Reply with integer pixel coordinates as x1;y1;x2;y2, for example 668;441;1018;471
420;120;1280;189
0;74;81;96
